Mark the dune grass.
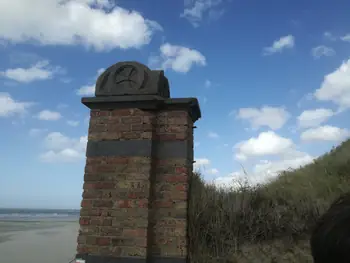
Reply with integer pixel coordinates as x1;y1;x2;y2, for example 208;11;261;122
189;139;350;263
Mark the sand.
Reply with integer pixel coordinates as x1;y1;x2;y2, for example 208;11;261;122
0;220;79;263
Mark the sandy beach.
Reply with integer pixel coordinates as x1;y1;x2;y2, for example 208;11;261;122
0;220;79;263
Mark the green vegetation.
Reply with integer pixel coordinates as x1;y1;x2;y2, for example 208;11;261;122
189;139;350;263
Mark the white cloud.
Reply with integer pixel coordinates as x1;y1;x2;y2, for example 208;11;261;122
84;115;90;125
207;168;219;175
149;43;206;73
57;103;69;109
234;131;294;160
0;0;162;51
96;68;105;76
77;67;106;96
341;34;350;42
263;35;295;55
0;92;33;117
301;125;350;142
297;108;334;128
208;131;219;139
314;59;350;110
311;45;335;59
205;79;211;88
40;132;87;162
194;158;210;170
236;106;290;130
181;0;223;27
297;92;314;108
77;84;95;96
67;120;80;127
215;151;314;188
324;31;337;41
8;51;43;65
0;60;62;83
36;110;62;121
29;128;48;136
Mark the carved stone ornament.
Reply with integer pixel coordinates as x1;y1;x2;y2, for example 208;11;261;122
95;61;170;98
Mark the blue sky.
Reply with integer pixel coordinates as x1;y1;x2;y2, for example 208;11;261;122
0;0;350;209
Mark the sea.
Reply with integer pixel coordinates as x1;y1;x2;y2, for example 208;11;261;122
0;208;80;222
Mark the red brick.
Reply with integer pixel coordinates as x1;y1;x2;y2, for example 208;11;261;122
107;157;129;164
90;110;111;117
96;165;116;173
96;237;111;246
175;167;188;174
81;200;93;208
122;116;142;124
121;132;141;139
109;124;130;132
111;109;133;116
79;217;90;225
164;175;187;183
77;245;98;254
156;134;177;141
123;228;147;237
131;124;153;132
154;200;173;208
93;200;114;208
77;235;86;244
175;184;187;191
175;133;187;140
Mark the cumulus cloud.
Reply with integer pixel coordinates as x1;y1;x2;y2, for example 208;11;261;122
40;132;87;162
324;31;337;41
180;0;224;27
314;59;350;110
77;85;95;96
208;168;219;175
149;43;206;73
234;131;294;160
0;0;162;51
194;158;210;170
297;108;334;128
341;34;350;42
67;120;80;127
263;35;295;55
29;128;48;137
205;79;212;88
301;125;350;142
77;67;105;96
214;151;314;188
36;110;62;121
0;60;62;83
311;45;335;59
236;106;290;130
0;93;33;117
208;131;219;139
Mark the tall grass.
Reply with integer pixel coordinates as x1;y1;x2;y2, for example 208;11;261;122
189;139;350;263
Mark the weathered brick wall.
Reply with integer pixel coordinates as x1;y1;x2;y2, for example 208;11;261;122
76;108;195;262
150;111;193;259
77;109;155;258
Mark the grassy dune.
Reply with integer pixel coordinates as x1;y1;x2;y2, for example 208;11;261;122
189;139;350;263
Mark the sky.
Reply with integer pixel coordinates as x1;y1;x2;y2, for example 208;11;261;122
0;0;350;209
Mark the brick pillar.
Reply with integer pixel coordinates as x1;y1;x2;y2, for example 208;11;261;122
150;110;194;261
75;61;200;263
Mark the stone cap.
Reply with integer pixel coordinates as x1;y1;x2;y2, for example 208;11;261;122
95;61;170;98
82;95;201;123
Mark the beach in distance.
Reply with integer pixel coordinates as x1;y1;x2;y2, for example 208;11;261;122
0;208;80;263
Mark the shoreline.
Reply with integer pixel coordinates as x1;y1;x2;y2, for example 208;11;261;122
0;220;79;263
